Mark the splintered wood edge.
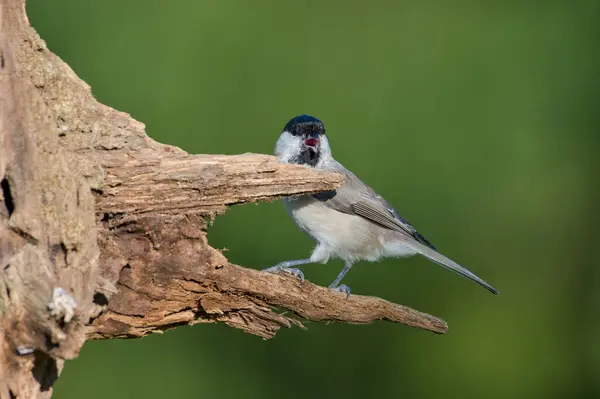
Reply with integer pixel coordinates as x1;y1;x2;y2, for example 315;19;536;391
212;263;450;335
2;0;449;344
88;265;449;340
89;150;448;338
1;0;449;397
95;152;347;216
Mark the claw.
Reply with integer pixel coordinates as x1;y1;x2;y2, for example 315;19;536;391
262;265;305;282
329;284;351;298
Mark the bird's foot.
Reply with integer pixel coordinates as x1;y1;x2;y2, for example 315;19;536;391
262;265;305;282
328;283;351;298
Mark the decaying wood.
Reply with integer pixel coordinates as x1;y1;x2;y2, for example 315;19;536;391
0;1;100;397
0;0;448;397
89;148;446;340
95;150;348;217
91;212;447;340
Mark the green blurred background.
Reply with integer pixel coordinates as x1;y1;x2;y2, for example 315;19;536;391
28;0;599;398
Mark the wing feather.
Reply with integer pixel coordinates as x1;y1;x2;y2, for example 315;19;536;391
313;164;436;250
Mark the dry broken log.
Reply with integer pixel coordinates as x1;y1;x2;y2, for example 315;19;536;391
91;152;446;340
0;0;447;397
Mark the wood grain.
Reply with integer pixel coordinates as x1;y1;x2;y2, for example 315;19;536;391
0;0;448;397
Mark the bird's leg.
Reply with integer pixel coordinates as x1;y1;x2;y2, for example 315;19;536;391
262;258;312;282
328;261;353;297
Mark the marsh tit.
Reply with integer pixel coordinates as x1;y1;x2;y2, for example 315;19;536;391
263;114;499;297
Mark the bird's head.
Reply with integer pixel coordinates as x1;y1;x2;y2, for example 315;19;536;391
274;114;331;167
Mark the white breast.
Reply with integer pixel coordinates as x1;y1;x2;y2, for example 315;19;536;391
284;196;386;263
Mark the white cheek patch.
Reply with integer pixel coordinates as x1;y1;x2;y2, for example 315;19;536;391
316;136;333;163
274;131;303;163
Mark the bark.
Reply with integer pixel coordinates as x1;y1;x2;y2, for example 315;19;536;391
0;0;447;397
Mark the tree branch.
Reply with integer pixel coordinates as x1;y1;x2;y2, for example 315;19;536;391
87;147;447;339
95;150;347;216
0;0;447;396
90;213;448;340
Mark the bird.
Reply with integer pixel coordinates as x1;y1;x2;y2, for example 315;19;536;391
263;114;499;297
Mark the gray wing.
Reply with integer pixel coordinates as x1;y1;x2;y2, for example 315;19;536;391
313;165;436;250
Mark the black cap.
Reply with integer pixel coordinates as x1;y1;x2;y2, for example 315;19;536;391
283;114;326;136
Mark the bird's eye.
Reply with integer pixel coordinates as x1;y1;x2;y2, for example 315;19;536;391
310;132;319;139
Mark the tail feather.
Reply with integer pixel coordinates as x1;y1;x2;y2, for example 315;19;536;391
405;241;499;294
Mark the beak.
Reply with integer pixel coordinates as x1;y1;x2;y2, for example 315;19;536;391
304;137;319;148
